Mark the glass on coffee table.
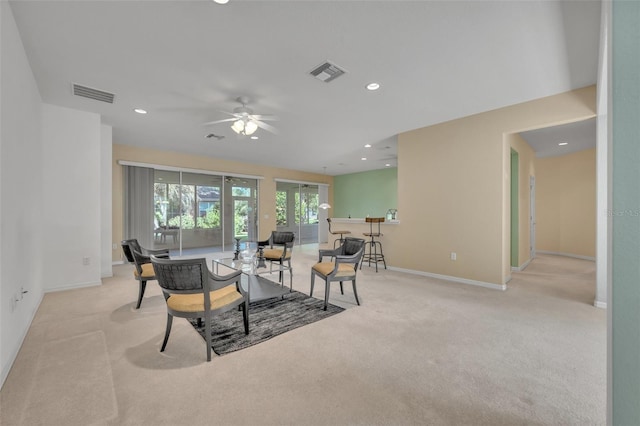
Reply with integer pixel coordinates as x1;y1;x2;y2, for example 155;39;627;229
212;254;290;303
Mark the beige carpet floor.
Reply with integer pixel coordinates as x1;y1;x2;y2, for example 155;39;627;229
0;248;605;425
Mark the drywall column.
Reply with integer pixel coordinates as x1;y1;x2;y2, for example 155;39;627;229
611;1;640;424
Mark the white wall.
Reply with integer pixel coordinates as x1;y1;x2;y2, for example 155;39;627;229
595;0;611;311
42;104;102;291
101;124;113;278
1;1;45;387
1;3;105;387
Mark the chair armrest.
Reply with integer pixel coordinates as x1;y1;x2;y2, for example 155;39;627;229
133;249;152;265
335;249;364;265
143;247;170;258
257;238;271;248
318;247;341;261
207;269;244;293
281;241;294;258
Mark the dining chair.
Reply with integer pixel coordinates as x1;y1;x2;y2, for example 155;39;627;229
150;256;249;362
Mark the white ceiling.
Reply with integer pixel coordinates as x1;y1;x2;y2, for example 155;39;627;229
9;0;601;175
520;118;597;158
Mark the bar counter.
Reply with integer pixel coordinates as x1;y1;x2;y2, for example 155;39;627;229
326;218;400;268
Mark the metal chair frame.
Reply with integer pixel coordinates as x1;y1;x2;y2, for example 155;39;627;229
151;256;249;362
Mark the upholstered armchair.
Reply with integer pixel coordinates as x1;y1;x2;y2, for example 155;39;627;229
150;256;249;362
310;237;365;310
121;239;169;309
257;231;295;290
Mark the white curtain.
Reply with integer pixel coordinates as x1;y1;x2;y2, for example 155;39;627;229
123;166;154;248
318;185;329;243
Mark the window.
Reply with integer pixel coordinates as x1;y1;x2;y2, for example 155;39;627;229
276;190;287;226
295;190;319;224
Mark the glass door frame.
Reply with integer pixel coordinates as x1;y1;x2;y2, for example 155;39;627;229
274;179;329;245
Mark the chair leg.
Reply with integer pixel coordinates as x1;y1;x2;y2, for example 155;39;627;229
287;259;293;291
377;241;387;270
373;239;378;272
278;259;284;284
160;314;173;352
136;280;147;309
352;279;360;305
204;313;212;362
339;281;344;295
324;279;330;311
242;301;249;335
310;272;316;297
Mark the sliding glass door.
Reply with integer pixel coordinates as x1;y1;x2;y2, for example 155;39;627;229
275;181;320;244
124;165;258;254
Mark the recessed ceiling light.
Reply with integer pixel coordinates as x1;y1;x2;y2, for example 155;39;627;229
385;163;391;167
251;136;259;140
558;142;568;146
364;144;372;148
366;82;380;91
213;0;229;4
133;108;147;114
361;157;367;161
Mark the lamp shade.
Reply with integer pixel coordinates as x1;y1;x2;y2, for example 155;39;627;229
244;120;258;135
231;119;258;136
231;119;245;134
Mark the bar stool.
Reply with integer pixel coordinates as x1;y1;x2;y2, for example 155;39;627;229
361;217;386;272
327;218;351;248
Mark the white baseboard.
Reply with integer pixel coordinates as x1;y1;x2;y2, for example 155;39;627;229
112;260;125;266
594;300;607;309
511;258;532;272
536;250;595;262
1;291;44;390
45;280;102;293
387;266;507;291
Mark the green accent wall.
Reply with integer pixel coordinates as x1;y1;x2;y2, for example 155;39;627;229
333;168;397;218
612;1;640;424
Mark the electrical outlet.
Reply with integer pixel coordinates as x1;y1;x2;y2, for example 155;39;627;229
450;252;457;261
83;257;90;266
112;243;118;250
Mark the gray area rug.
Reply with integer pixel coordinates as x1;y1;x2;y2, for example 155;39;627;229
188;290;344;355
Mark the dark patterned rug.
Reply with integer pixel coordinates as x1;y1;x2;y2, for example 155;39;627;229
188;290;345;355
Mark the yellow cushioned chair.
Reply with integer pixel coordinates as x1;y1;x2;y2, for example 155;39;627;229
121;239;169;309
257;231;295;290
310;237;366;310
150;256;248;362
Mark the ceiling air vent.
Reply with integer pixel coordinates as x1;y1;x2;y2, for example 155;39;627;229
72;83;115;104
309;61;346;83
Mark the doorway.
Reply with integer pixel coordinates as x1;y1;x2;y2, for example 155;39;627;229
275;181;320;245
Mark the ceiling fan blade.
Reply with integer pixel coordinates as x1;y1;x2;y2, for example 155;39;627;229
202;118;236;126
251;114;279;121
256;120;279;134
218;109;241;118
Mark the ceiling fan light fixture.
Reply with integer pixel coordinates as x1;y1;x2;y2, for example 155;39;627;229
245;120;258;135
231;119;245;134
231;118;258;136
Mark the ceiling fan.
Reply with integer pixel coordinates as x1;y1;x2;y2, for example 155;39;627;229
202;96;278;136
